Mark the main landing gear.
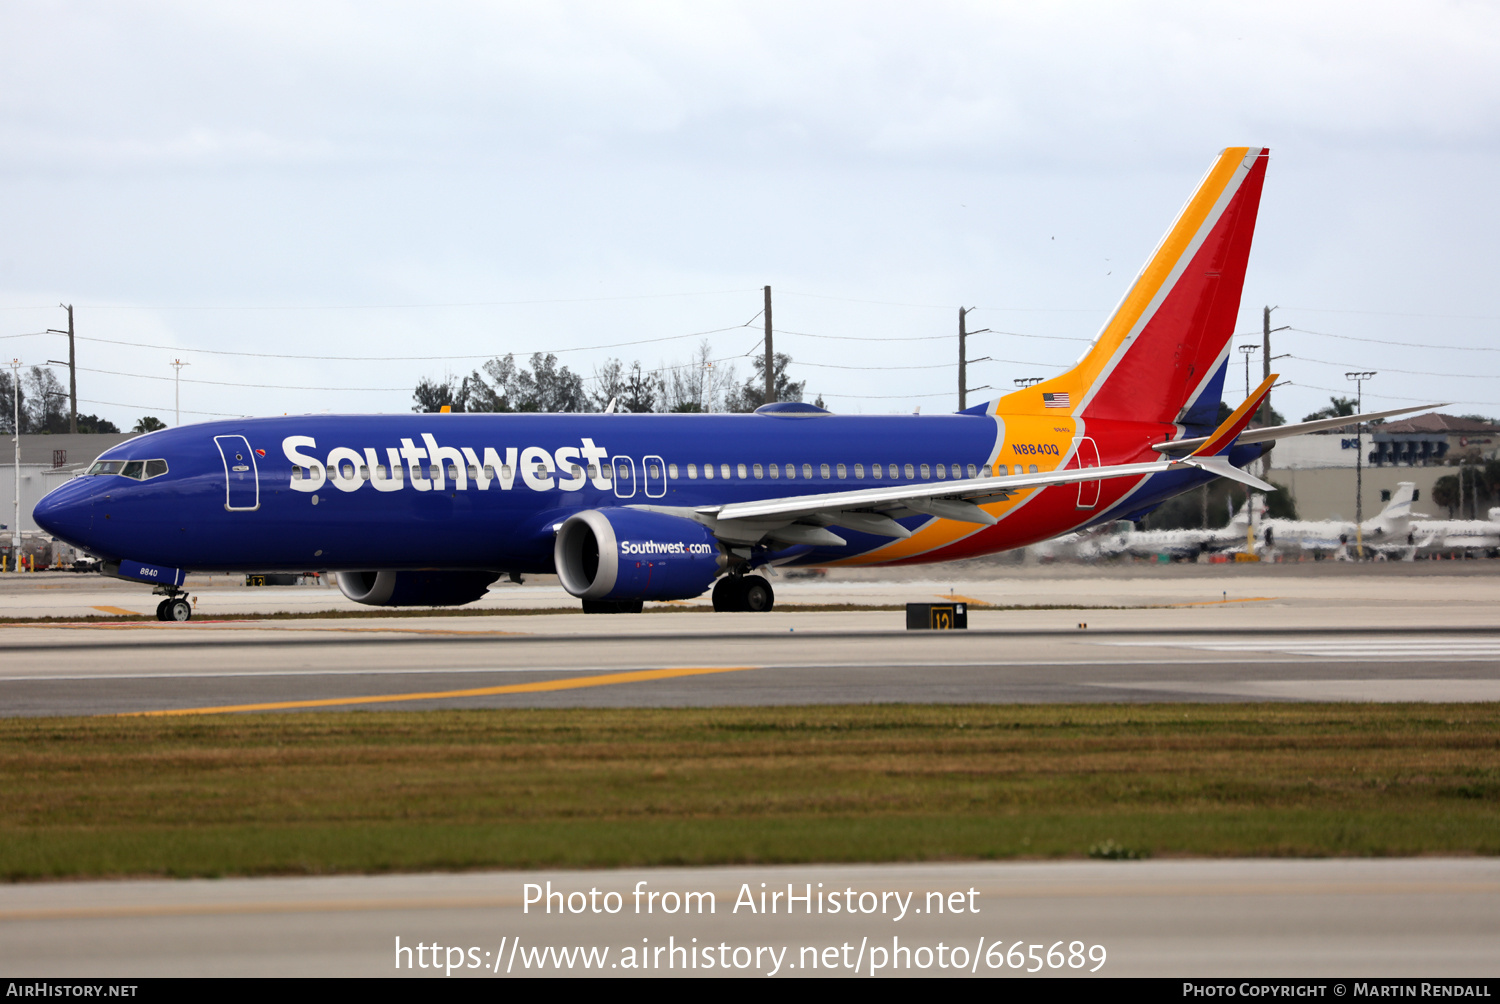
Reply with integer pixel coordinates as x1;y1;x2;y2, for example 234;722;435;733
153;586;192;622
712;574;775;613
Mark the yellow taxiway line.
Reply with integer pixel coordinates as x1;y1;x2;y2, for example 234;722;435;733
117;665;759;717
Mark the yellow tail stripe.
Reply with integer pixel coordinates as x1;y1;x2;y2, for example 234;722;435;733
115;665;758;717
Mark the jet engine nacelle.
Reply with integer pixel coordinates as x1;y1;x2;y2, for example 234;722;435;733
336;569;500;607
554;508;724;602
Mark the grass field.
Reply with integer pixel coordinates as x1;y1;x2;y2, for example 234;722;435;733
2;704;1497;880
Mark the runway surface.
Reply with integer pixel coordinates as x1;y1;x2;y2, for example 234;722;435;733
3;618;1500;715
3;859;1496;977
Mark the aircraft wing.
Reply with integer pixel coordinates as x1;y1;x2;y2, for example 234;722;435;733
1152;402;1448;456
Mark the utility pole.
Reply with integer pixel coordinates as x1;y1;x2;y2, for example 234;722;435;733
171;359;189;427
958;306;967;410
958;307;991;411
44;304;77;434
10;357;20;570
1346;371;1376;559
763;286;774;406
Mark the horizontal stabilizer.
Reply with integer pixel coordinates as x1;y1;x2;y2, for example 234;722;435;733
1154;403;1450;455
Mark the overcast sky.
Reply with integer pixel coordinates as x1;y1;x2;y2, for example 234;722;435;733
3;1;1499;427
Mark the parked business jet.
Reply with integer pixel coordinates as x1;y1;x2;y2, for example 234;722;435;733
32;148;1433;619
1408;506;1500;555
1257;483;1427;556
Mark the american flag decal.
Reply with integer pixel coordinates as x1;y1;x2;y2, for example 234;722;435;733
1042;392;1070;409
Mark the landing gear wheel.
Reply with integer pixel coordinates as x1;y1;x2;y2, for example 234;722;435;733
741;576;774;613
712;576;745;612
166;598;192;622
155;599;171;621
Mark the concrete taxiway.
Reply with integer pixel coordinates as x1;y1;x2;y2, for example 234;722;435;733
2;859;1496;977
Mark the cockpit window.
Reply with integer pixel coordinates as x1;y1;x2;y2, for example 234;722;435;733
88;458;169;480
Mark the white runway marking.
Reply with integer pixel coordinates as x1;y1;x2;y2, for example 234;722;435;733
1088;679;1500;702
1109;636;1500;662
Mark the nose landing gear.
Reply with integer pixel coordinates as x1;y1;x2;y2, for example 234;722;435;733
152;586;193;622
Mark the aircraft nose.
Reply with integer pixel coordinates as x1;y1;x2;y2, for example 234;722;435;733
33;480;94;544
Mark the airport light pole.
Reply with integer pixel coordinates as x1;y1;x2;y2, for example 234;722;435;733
1238;344;1258;399
1014;377;1043;389
1346;371;1377;558
170;359;189;427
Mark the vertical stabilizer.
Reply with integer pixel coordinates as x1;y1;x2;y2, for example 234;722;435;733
996;148;1269;429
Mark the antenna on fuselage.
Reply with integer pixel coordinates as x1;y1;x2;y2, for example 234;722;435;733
602;396;617;414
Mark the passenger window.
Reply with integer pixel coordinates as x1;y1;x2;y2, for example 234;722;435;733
501;464;514;480
600;466;611;480
802;463;813;479
951;464;962;478
648;464;660;478
721;464;731;479
871;464;881;480
361;466;371;480
785;464;795;480
736;463;747;479
668;464;679;478
934;464;945;480
854;464;864;479
768;464;779;479
483;466;495;479
687;463;698;479
920;464;931;479
573;464;586;479
1028;464;1038;474
836;463;847;478
889;464;899;479
968;464;978;478
820;463;831;479
292;467;303;481
703;464;713;480
753;464;763;479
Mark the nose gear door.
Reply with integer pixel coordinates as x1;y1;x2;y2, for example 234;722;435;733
214;435;260;511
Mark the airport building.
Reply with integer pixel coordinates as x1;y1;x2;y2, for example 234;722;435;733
1266;412;1500;521
0;433;139;535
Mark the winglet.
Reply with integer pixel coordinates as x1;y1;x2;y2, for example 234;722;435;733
1189;373;1277;458
1171;373;1279;492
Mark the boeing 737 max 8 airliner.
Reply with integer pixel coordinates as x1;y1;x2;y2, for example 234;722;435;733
31;148;1432;619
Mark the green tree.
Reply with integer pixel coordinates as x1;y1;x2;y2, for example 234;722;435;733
1302;396;1357;422
132;416;167;432
727;351;804;413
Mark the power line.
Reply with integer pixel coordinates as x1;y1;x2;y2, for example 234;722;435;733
71;365;409;392
1289;326;1500;353
76;397;239;419
0;289;759;312
1284;380;1482;407
68;325;749;362
1282;355;1499;379
1286;306;1500;322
